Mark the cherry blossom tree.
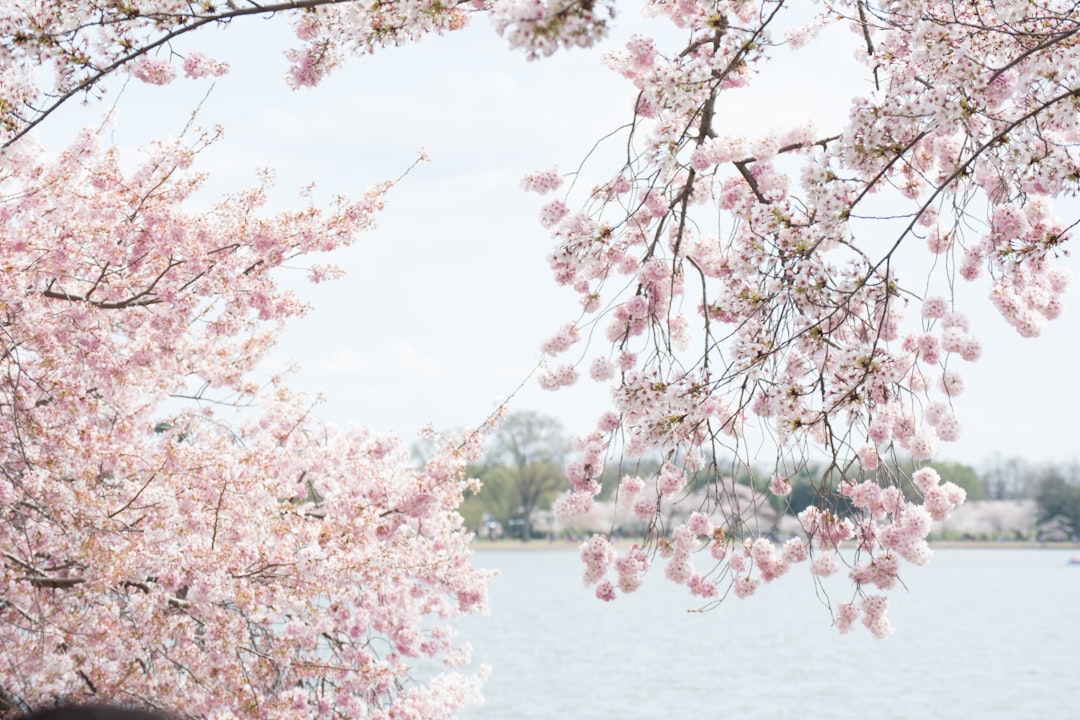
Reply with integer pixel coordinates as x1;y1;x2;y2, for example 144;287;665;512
1;1;1079;717
0;120;495;717
0;5;499;716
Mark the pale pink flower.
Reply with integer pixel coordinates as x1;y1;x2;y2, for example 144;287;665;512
941;327;967;353
631;494;657;522
924;483;966;521
993;204;1028;239
537;364;578;390
960;250;983;280
613;549;647;594
555;490;595;520
590;356;616;381
835;603;860;634
868;416;892;445
921;296;949;319
285;47;332;87
769;474;792;496
182;53;229;79
687;511;713;537
1043;295;1064;320
959;337;983;362
1047;266;1072;292
580;535;615;586
861;595;895;639
521;167;563;194
749;537;775;565
940;370;965;396
758;555;790;583
672;525;696;553
688;574;719;598
926;228;952;253
733;576;759;598
912;467;941;493
595;580;617;602
664;552;694;584
597;411;619;433
540;199;570;228
721;547;747;573
132;57;177;85
917;333;940;364
657;463;686;496
690;144;715;171
858;444;880;470
580;293;602;313
942;312;970;331
936;412;962;442
847;480;882;513
618;474;644;502
781;538;809;564
907;427;937;461
925;401;947;427
541;322;580;355
618;574;644;593
810;555;839;577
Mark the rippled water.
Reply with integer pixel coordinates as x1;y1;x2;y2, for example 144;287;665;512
457;547;1080;719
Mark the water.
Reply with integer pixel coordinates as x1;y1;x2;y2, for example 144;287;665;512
457;547;1080;719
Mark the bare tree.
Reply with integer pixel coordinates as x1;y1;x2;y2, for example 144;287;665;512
981;455;1035;501
489;412;570;541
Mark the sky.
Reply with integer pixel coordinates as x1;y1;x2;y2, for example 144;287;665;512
34;3;1080;469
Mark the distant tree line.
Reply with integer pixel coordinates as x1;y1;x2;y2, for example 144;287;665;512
454;412;1080;541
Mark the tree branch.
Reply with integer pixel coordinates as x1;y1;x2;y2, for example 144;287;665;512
4;0;367;148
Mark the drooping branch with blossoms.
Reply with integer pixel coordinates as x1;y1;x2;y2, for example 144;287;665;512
527;0;1079;636
1;0;1079;716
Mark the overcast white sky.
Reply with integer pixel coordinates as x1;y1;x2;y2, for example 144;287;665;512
35;5;1080;469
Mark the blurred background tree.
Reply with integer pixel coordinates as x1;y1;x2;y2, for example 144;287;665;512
461;412;570;540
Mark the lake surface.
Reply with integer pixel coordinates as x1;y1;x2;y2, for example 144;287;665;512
456;547;1080;719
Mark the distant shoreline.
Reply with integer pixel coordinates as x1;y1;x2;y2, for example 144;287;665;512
471;539;1080;551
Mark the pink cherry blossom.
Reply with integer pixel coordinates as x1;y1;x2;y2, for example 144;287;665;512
769;474;792;496
182;53;230;79
835;603;860;634
631;493;657;522
921;296;949;319
132;56;177;85
687;511;713;537
522;167;564;194
733;576;759;599
781;538;809;564
810;555;840;577
581;535;616;585
596;580;617;601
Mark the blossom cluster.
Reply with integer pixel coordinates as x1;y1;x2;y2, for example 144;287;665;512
573;465;964;638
